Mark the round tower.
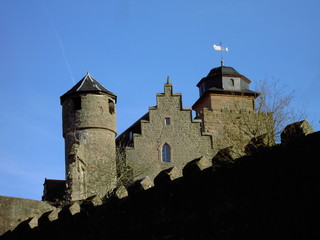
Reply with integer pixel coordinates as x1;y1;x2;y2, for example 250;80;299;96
60;73;117;201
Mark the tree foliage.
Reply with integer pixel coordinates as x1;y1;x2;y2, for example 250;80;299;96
254;78;306;143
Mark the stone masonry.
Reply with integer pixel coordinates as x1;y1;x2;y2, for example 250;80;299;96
198;107;274;155
61;74;117;201
117;79;214;181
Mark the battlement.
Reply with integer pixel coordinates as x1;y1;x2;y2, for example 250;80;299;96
2;120;318;239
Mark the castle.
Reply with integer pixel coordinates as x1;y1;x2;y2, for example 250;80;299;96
1;63;318;239
42;63;273;202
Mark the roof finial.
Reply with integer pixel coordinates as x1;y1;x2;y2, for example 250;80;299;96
167;75;171;84
213;41;228;66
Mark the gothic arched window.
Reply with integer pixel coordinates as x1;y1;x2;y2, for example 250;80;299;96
162;144;171;162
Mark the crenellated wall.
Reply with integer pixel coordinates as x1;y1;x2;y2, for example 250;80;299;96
2;121;319;240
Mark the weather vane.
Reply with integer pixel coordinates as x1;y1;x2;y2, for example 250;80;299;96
213;41;229;66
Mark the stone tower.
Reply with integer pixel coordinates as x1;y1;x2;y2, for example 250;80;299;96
192;65;258;115
60;73;117;201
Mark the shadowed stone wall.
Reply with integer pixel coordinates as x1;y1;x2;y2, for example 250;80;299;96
199;108;274;154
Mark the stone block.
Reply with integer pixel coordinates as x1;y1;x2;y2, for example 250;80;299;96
27;216;38;229
115;185;129;199
69;202;81;216
15;216;38;231
245;134;273;155
281;120;314;144
38;208;61;226
47;208;61;222
182;156;212;177
212;147;237;166
127;176;154;194
80;195;103;212
85;195;103;207
154;166;182;186
140;176;154;190
58;202;80;219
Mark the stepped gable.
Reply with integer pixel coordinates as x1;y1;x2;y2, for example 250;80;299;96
116;112;150;147
116;79;214;182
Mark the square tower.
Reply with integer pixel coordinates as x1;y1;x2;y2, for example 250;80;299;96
193;65;273;155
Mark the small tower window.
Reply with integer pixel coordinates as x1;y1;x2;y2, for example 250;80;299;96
108;99;115;114
162;144;171;162
230;79;235;86
165;117;171;125
200;83;206;96
73;97;81;110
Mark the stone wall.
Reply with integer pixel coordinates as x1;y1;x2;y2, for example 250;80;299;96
207;93;255;111
199;108;274;155
0;196;55;235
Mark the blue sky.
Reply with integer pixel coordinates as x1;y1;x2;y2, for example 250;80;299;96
1;0;320;200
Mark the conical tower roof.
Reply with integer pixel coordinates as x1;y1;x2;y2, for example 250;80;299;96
60;73;116;104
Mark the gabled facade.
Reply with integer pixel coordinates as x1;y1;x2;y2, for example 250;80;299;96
116;79;214;181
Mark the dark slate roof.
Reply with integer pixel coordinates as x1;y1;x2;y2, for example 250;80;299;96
207;66;241;77
60;73;116;104
197;65;251;88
